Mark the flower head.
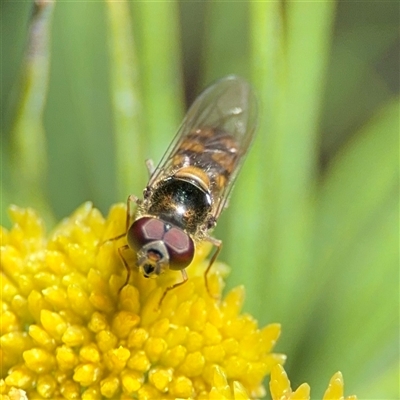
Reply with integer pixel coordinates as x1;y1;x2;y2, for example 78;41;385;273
0;203;357;399
1;203;285;399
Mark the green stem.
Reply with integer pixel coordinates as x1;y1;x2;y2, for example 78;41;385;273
10;0;55;224
136;1;184;164
106;0;144;199
227;1;286;317
246;1;336;329
276;0;336;329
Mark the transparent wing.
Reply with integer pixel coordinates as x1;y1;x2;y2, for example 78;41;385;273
148;75;258;219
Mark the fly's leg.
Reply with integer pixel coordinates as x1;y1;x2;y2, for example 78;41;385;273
102;232;126;244
101;194;138;245
158;269;188;308
99;196;138;294
125;194;139;231
204;237;222;298
118;244;132;292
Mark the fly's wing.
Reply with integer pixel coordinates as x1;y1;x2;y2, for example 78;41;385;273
148;75;258;219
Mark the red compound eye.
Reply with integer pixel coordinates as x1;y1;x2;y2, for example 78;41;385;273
127;217;165;252
127;217;194;271
163;227;194;270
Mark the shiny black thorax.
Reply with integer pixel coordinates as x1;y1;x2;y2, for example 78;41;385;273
147;177;212;234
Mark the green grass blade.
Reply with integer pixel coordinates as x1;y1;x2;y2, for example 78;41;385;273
134;1;184;164
9;0;55;224
270;1;336;323
314;100;398;290
225;1;285;315
202;2;250;83
229;2;336;328
45;3;115;216
106;0;144;199
300;197;398;398
293;99;399;396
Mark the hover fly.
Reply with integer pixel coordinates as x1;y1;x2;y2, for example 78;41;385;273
110;75;257;305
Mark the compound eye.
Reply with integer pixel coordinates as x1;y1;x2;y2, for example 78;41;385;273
127;217;165;252
163;227;194;270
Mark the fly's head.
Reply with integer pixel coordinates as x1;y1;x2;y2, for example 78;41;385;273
127;217;195;278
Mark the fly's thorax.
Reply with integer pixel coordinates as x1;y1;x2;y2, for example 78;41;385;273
127;217;195;276
145;176;212;234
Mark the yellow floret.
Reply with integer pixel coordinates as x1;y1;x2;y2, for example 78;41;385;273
269;364;357;400
323;372;358;400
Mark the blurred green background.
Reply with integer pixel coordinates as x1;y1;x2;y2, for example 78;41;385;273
1;1;399;398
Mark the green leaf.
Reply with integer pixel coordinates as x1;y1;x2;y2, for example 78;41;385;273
8;1;55;225
133;1;184;164
202;2;250;83
292;99;399;397
106;0;144;199
46;2;116;217
225;1;336;329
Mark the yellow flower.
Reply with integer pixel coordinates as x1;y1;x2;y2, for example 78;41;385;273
0;203;357;400
0;203;283;399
